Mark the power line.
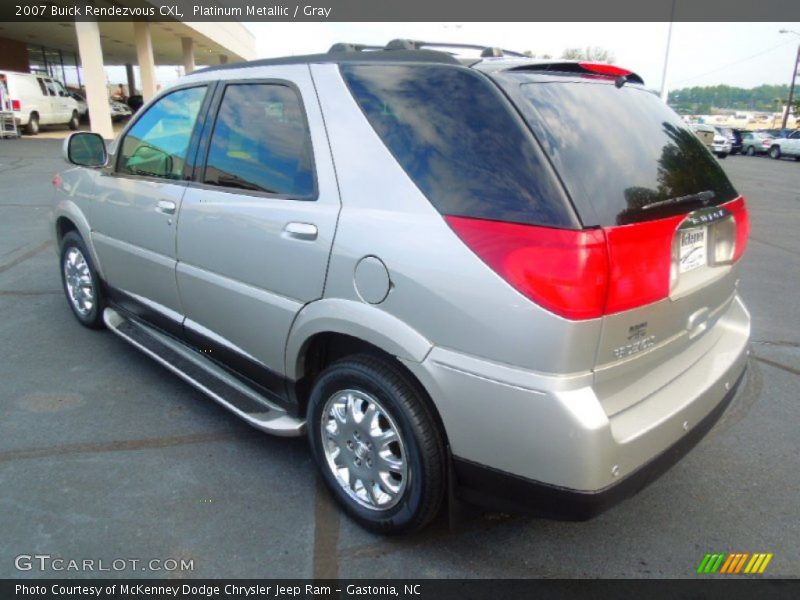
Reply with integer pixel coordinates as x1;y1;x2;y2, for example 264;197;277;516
672;40;795;85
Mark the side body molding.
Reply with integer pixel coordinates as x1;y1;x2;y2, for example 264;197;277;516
285;298;433;380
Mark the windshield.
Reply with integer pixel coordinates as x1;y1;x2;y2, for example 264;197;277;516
506;75;738;226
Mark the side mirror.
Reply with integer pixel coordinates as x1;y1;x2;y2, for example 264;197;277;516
63;132;107;167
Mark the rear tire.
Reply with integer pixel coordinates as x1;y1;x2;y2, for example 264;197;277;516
745;145;755;156
25;113;39;135
59;231;106;329
769;145;781;160
307;355;446;534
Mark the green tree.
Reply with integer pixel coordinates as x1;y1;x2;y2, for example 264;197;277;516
561;47;615;62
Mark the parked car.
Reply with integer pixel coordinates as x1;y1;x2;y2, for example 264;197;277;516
740;130;774;155
759;128;794;139
717;127;742;154
692;123;730;157
0;70;80;134
52;42;750;533
110;99;132;121
67;90;88;120
767;129;800;160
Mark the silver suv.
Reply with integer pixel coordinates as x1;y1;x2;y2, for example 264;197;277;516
53;41;751;533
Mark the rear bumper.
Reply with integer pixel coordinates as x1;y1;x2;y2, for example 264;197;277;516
403;294;750;517
452;366;745;519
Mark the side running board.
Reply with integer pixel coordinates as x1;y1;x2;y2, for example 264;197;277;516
103;307;305;437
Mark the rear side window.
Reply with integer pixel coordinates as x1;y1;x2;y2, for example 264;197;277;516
203;83;315;197
340;64;574;227
36;77;48;96
511;76;738;226
118;86;207;180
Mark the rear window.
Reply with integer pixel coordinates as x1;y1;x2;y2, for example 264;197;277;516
340;64;574;227
508;75;738;226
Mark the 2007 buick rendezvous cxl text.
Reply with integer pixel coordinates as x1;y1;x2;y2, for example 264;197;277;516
52;40;750;533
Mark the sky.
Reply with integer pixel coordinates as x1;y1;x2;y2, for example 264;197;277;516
244;22;800;91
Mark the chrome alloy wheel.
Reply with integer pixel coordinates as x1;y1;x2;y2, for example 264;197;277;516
63;247;95;317
321;389;408;511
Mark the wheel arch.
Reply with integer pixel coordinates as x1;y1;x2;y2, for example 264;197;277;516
285;300;448;441
52;202;104;279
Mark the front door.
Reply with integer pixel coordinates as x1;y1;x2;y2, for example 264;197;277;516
176;68;340;387
90;84;210;332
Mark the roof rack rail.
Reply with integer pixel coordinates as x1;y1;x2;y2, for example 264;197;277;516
328;43;383;54
383;39;526;58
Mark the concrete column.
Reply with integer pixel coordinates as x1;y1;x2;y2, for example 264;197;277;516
181;37;195;74
74;20;113;139
133;21;157;101
125;63;136;96
219;54;228;65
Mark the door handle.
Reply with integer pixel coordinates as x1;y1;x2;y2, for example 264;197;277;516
155;200;176;215
283;222;318;241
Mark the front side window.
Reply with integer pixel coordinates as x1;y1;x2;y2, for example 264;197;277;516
203;83;315;197
118;86;207;180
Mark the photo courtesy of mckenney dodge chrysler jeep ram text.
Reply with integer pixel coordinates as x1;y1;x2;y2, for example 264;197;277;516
51;40;751;534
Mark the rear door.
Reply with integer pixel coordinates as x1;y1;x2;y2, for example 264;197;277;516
786;130;800;155
90;84;211;333
494;71;748;414
175;67;340;384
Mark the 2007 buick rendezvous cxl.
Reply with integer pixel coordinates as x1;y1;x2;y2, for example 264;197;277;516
52;40;750;533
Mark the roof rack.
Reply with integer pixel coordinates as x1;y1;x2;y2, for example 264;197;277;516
382;39;526;58
328;43;383;53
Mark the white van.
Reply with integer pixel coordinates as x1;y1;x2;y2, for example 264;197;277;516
0;70;80;134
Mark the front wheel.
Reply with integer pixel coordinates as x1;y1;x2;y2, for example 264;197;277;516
307;355;446;534
715;152;728;159
745;146;755;156
769;146;781;160
59;231;106;329
68;111;80;130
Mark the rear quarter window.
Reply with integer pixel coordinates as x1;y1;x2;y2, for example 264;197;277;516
340;64;574;228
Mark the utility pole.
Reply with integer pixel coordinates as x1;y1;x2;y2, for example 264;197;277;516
779;30;800;129
660;0;676;103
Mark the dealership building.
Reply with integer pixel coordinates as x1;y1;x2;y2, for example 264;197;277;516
0;7;254;138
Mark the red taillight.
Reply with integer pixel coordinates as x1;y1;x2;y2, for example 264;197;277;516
52;173;62;188
445;216;609;320
446;196;749;320
577;62;633;77
604;213;685;314
725;196;749;262
762;138;772;147
11;99;21;111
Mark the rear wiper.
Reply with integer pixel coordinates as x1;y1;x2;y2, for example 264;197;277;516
641;190;715;211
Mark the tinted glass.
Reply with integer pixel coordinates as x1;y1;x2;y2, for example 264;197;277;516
203;84;315;197
514;77;738;226
119;86;206;180
341;64;573;227
36;78;48;96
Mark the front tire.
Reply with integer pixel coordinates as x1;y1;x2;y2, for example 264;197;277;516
59;231;106;329
68;111;80;130
745;145;755;156
307;355;446;534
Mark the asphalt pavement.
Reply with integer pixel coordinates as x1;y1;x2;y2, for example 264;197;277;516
0;139;798;578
